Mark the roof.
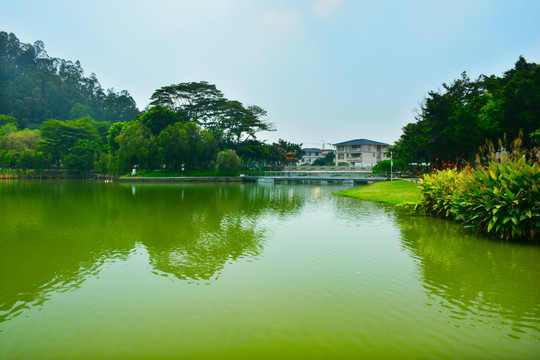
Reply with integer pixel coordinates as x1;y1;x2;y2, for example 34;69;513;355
302;148;334;152
333;139;391;146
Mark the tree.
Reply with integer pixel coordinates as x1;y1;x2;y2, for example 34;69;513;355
275;139;304;161
39;118;101;165
63;139;100;174
372;159;408;176
215;149;241;175
0;114;17;126
219;101;273;145
393;57;540;167
138;105;181;136
312;151;335;166
149;81;225;127
2;128;41;151
0;31;139;127
68;103;95;119
116;122;156;172
481;56;540;149
157;122;185;171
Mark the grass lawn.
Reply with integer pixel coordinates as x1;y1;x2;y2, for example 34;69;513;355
335;179;421;205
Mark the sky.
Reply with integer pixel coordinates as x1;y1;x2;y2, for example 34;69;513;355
2;0;540;148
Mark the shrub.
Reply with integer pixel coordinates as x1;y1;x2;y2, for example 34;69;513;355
418;138;539;241
453;156;539;240
215;149;241;175
419;168;463;218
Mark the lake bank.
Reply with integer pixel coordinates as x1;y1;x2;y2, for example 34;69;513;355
335;179;421;205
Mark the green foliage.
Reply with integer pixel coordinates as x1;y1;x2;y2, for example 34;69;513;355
418;139;539;241
107;122;129;152
531;128;540;147
275;139;304;161
116;122;155;172
39;118;102;165
0;114;17;126
138;105;180;136
15;149;44;171
453;156;539;240
0;122;18;138
372;159;408;175
1;128;41;151
419;168;463;218
312;151;335;166
68;103;94;120
63;139;100;173
0;32;139;127
150;81;225;127
393;57;540;166
157;121;216;171
215;149;241;175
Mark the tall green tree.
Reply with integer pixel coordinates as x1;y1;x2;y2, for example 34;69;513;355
39;118;101;165
219;101;272;145
0;31;139;127
149;81;225;128
115;122;156;172
392;58;540;167
63;139;100;174
138;105;181;136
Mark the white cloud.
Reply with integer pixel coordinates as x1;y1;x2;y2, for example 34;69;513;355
311;0;345;19
255;9;303;35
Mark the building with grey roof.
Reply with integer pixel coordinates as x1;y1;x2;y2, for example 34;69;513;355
333;139;391;166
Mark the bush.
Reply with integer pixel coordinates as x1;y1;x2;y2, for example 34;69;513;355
418;151;539;241
215;149;241;175
419;168;463;218
453;156;539;240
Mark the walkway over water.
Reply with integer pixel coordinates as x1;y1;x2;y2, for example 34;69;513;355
118;169;393;184
244;169;389;184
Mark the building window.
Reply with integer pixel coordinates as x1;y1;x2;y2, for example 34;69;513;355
362;145;370;151
338;154;344;160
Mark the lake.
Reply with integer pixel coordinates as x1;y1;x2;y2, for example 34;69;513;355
1;181;539;359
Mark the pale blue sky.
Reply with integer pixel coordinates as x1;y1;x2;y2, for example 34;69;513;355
2;0;540;147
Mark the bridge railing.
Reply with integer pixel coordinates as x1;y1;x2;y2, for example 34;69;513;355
264;170;375;178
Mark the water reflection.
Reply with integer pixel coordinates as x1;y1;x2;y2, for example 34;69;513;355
395;211;540;337
0;181;305;322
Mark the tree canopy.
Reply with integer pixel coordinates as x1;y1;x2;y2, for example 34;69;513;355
392;57;540;168
0;32;139;128
0;31;303;176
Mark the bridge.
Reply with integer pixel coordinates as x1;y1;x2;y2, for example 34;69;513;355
242;170;390;185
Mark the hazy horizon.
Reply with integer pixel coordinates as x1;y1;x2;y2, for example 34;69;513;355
2;0;539;146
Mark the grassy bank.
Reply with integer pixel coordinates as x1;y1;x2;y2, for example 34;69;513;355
335;180;421;205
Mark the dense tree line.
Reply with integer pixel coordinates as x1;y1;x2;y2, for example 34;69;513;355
0;32;304;176
392;57;540;168
0;32;139;129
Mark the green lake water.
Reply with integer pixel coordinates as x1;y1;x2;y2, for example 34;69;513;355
0;181;539;359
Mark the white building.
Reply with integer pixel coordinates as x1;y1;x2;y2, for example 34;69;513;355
333;139;391;166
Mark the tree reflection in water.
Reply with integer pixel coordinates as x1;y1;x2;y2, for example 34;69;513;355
0;182;305;322
395;210;540;337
